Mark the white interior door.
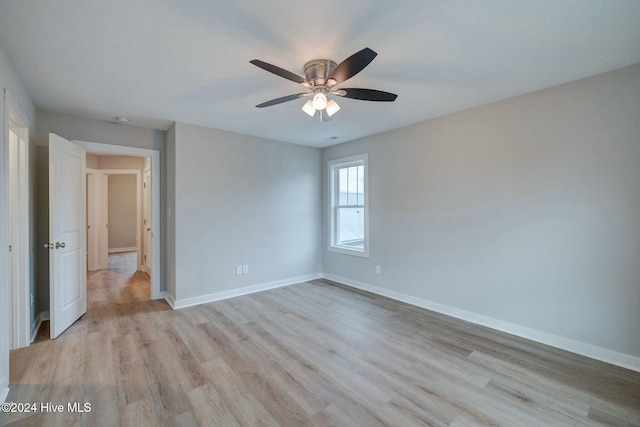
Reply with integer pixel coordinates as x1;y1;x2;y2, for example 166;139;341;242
143;169;151;275
49;133;87;339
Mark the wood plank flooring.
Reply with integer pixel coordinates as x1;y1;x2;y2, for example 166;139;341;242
2;252;640;426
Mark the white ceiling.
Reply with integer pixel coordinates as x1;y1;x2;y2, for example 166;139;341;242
1;1;639;148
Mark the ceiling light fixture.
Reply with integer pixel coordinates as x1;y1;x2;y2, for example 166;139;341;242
251;48;397;123
302;89;340;118
312;92;327;110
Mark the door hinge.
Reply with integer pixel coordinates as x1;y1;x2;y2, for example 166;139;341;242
8;245;11;252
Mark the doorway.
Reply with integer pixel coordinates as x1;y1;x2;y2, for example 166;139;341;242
86;162;143;274
42;139;163;338
77;141;161;300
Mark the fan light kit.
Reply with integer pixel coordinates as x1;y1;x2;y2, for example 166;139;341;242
250;48;397;122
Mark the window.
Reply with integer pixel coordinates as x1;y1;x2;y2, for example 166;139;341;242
328;154;369;257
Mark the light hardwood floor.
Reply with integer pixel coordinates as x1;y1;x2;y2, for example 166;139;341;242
3;253;640;426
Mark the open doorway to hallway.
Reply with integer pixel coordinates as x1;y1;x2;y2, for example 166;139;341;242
28;139;161;343
85;154;151;287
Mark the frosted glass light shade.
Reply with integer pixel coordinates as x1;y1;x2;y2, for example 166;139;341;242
325;99;340;116
302;99;316;116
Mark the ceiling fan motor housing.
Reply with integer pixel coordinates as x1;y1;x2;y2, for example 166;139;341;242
304;59;337;88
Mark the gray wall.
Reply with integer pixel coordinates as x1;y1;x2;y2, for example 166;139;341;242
323;64;640;359
172;123;322;301
107;174;137;250
35;147;49;315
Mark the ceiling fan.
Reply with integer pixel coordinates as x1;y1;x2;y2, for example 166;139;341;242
250;47;397;122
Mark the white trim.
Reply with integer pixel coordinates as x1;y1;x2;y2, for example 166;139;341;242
327;153;369;258
30;319;40;342
85;169;99;271
31;310;49;343
162;292;176;309
6;91;31;350
74;141;161;300
30;311;47;343
142;168;152;275
0;89;7;404
171;273;323;310
98;172;109;269
108;247;137;254
323;273;640;373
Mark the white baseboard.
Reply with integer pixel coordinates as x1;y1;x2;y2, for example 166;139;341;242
30;312;44;343
323;273;640;373
172;273;323;310
163;291;176;309
108;247;137;254
29;311;50;342
0;385;8;404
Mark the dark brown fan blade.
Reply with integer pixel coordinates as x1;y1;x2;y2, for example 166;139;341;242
250;59;309;87
327;48;377;86
256;93;308;108
337;88;397;102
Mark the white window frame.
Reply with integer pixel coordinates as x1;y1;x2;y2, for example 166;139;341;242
327;153;369;258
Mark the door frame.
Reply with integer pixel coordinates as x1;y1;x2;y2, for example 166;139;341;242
75;141;161;300
142;167;152;275
100;169;142;267
5;90;31;350
1;89;31;400
86;168;99;271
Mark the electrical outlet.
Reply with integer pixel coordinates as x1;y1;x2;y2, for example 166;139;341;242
375;265;381;274
242;265;249;274
236;265;242;275
31;293;34;306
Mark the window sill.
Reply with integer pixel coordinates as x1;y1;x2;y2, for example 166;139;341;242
327;245;369;258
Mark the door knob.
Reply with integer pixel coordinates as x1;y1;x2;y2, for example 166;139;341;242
55;242;66;249
44;243;54;249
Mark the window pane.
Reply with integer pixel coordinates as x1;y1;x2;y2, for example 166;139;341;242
337;207;364;249
339;167;348;205
336;163;365;207
357;164;364;206
347;166;358;205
